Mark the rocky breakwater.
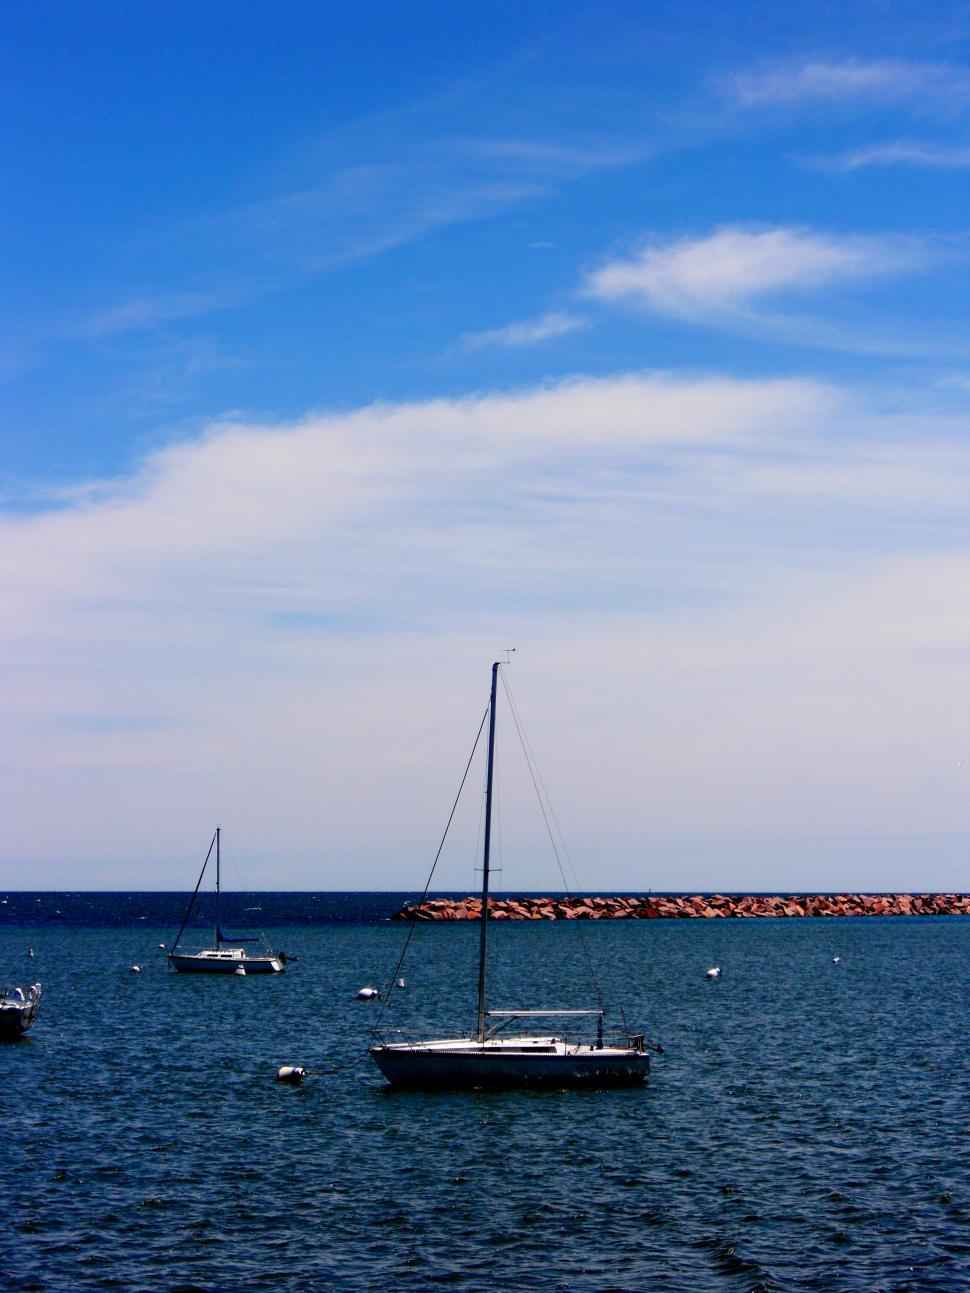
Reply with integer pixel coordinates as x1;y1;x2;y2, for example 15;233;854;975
392;893;970;921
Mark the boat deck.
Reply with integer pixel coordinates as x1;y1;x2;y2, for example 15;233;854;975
168;948;284;974
370;1033;651;1088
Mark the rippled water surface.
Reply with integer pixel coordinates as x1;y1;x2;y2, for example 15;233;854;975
2;897;968;1291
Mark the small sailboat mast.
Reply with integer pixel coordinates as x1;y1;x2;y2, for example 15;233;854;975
476;661;500;1043
214;825;221;948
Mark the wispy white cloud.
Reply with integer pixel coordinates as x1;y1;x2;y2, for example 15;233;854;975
584;225;924;319
732;58;970;111
1;373;968;886
477;138;639;168
7;129;637;378
222;169;548;272
209;133;636;275
830;140;970;170
77;293;224;341
461;311;588;349
102;337;248;419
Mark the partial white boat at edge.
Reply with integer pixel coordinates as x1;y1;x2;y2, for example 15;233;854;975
369;661;654;1090
0;983;41;1039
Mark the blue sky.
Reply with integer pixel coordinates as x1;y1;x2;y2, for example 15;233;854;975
2;1;969;889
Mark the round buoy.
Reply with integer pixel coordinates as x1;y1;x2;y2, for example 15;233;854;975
705;966;721;979
234;965;246;976
396;977;406;989
158;943;166;949
277;1065;306;1084
356;986;380;1000
130;965;141;973
833;956;841;964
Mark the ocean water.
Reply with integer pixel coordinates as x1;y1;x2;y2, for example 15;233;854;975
1;894;968;1292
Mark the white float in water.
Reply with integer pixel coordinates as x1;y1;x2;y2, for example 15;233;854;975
705;966;721;979
130;965;141;973
833;956;841;964
27;949;35;958
158;943;166;949
396;978;406;989
234;965;246;976
277;1065;306;1084
356;986;380;1000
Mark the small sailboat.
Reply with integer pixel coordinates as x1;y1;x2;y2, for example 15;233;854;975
0;983;41;1039
168;828;285;975
369;662;653;1089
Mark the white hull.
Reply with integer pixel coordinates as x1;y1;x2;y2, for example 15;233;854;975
168;949;283;974
369;1036;650;1088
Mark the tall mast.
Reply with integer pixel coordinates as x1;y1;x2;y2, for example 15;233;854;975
215;826;221;947
476;662;500;1043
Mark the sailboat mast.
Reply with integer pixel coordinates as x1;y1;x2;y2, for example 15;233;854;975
476;662;500;1043
215;826;221;948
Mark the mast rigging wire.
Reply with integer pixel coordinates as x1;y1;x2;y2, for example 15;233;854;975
498;670;605;1014
370;705;490;1041
170;830;217;952
219;834;276;954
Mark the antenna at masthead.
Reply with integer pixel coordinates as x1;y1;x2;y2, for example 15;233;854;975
502;647;516;664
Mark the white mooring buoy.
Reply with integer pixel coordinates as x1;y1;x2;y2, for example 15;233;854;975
395;977;406;989
130;965;141;973
158;943;166;949
277;1065;306;1084
27;948;35;958
234;965;246;976
356;986;380;1000
833;956;841;964
705;966;721;979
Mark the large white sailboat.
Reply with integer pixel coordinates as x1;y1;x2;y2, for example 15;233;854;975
369;662;654;1089
168;828;285;975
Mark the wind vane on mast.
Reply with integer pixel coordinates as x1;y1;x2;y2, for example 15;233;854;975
503;647;516;664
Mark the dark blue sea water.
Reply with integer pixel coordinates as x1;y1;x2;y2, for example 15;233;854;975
1;894;968;1292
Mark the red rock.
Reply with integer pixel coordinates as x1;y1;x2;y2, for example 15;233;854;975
393;889;970;922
